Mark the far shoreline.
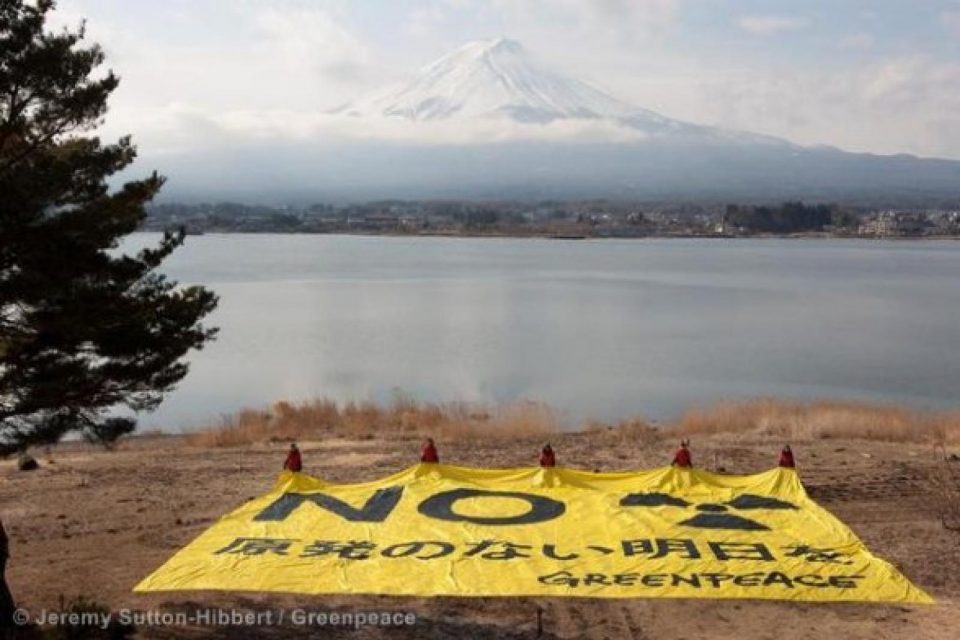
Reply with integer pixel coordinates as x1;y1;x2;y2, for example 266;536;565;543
143;229;960;242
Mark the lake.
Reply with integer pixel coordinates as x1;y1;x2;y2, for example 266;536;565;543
126;234;960;430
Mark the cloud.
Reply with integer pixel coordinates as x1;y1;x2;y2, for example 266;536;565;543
837;33;875;50
736;15;810;36
491;0;682;41
405;5;451;39
110;107;651;153
941;11;960;36
51;1;392;117
697;55;960;159
253;8;373;86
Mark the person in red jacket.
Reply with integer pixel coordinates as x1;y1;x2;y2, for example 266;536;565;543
420;438;439;463
779;444;796;468
539;443;556;467
671;439;693;468
283;443;302;472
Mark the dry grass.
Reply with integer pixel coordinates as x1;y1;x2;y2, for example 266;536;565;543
186;393;561;447
674;398;960;444
186;394;960;448
586;417;663;449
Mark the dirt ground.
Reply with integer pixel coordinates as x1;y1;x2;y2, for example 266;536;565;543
1;431;958;639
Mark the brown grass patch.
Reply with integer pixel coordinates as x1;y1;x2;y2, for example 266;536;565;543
186;393;561;447
674;398;960;444
585;417;663;450
186;394;960;448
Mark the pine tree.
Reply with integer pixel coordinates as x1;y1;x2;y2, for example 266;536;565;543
0;0;218;453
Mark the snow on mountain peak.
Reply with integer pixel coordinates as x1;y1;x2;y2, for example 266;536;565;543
457;36;524;57
340;37;677;129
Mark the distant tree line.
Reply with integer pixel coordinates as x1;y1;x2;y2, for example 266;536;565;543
142;199;879;236
724;202;858;234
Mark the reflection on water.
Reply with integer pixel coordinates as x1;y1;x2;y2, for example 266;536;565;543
123;234;960;430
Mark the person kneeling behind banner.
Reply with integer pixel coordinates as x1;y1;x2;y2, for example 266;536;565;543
283;443;302;472
779;445;796;469
540;444;556;467
421;438;439;464
672;440;692;468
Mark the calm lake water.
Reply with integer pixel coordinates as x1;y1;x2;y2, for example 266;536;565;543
127;234;960;430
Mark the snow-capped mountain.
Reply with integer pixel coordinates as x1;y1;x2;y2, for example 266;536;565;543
156;38;960;202
338;37;707;137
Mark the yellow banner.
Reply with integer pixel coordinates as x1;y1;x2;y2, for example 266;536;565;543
135;464;931;603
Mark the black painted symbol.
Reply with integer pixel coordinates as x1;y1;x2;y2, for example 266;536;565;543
254;487;404;522
620;492;797;531
418;488;566;526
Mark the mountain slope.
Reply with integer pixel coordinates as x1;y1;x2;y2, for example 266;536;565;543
338;37;713;137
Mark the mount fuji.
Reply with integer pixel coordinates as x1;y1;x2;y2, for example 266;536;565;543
340;38;660;124
334;38;808;146
161;38;960;203
337;37;776;143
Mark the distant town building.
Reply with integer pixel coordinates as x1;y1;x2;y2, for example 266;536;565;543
859;211;930;237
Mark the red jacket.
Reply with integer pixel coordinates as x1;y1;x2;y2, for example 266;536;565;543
421;442;439;463
284;449;302;472
539;448;556;467
672;447;692;468
779;449;796;468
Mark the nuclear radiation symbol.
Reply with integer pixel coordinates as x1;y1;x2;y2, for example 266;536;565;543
620;492;798;531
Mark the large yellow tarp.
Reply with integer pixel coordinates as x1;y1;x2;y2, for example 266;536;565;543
135;464;932;603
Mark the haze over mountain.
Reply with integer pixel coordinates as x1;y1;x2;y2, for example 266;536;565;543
338;38;778;144
155;38;960;203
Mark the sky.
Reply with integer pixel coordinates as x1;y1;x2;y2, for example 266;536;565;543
52;0;960;160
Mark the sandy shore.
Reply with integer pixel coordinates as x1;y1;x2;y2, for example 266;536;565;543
1;431;958;639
